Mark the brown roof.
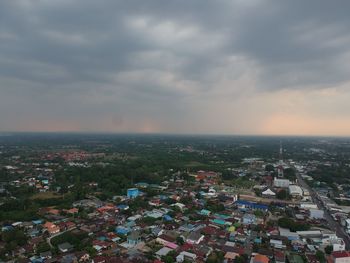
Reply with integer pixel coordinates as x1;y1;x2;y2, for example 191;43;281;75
254;254;270;263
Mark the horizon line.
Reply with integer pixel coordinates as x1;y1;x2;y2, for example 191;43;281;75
0;131;350;138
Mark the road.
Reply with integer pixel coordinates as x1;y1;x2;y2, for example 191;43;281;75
296;172;350;250
47;227;77;248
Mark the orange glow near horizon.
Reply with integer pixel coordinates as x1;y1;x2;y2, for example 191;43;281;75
259;113;350;136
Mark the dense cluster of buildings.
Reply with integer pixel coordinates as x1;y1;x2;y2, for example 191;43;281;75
0;165;348;263
2;144;350;263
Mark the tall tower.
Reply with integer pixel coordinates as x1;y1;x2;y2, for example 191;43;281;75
277;141;284;177
279;141;283;163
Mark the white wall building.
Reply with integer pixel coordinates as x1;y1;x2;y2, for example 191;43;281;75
300;203;318;209
274;178;290;188
331;251;350;263
289;185;303;197
176;251;197;262
310;209;324;219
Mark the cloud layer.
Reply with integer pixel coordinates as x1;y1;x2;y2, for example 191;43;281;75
1;0;350;135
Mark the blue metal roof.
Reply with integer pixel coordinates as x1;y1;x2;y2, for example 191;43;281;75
163;215;173;221
116;227;130;235
235;200;268;210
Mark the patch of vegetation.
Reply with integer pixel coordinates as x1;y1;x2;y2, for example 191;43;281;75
276;189;290;200
30;191;63;200
51;231;90;250
278;217;310;232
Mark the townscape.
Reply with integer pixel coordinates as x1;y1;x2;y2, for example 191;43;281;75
1;134;350;263
2;0;350;262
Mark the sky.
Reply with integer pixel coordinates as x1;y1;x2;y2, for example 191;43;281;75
1;0;350;136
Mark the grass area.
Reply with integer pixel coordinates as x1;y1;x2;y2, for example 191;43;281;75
51;230;89;250
30;191;63;200
185;161;206;168
288;253;304;263
223;177;255;189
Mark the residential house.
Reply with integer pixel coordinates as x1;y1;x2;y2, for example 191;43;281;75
127;231;141;246
186;231;204;245
176;251;197;262
58;242;74;253
43;222;60;235
252;254;270;263
243;214;257;225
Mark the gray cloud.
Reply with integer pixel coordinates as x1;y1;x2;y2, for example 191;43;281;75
0;0;350;133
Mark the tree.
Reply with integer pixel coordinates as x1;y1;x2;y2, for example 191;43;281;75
36;242;51;254
254;210;265;218
265;164;275;172
182;173;195;183
142;216;157;225
276;189;289;200
1;229;28;246
254;189;262;197
85;246;97;257
234;255;247;263
162;250;177;263
129;196;149;211
162;255;175;263
176;236;184;246
284;168;296;181
145;250;155;260
325;245;333;255
316;250;325;263
278;217;310;232
206;251;224;263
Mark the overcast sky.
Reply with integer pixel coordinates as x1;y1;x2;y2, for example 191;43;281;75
1;0;350;136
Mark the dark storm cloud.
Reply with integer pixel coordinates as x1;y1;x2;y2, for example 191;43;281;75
1;1;349;90
1;0;350;133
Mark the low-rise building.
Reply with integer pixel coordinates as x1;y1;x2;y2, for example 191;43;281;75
274;178;290;188
331;251;350;263
289;185;303;198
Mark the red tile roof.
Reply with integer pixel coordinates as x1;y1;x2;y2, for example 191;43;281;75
254;254;270;263
332;251;350;258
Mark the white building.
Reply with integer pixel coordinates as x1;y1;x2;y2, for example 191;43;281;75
310;209;324;219
177;251;197;262
270;239;286;249
300;203;318;209
331;251;350;263
262;188;276;197
289;185;303;197
323;238;346;252
274;178;290;188
303;188;310;196
156;247;173;258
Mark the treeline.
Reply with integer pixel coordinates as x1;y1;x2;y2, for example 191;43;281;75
0;193;75;221
0;229;28;260
278;217;310;232
55;161;168;196
51;231;90;249
308;164;350;185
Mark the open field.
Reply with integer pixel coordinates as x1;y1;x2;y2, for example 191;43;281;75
30;191;63;200
185;161;206;167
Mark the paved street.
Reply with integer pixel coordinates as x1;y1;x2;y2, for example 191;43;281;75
296;172;350;250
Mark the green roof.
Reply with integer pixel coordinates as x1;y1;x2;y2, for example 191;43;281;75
200;209;211;215
212;219;226;225
214;213;231;219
